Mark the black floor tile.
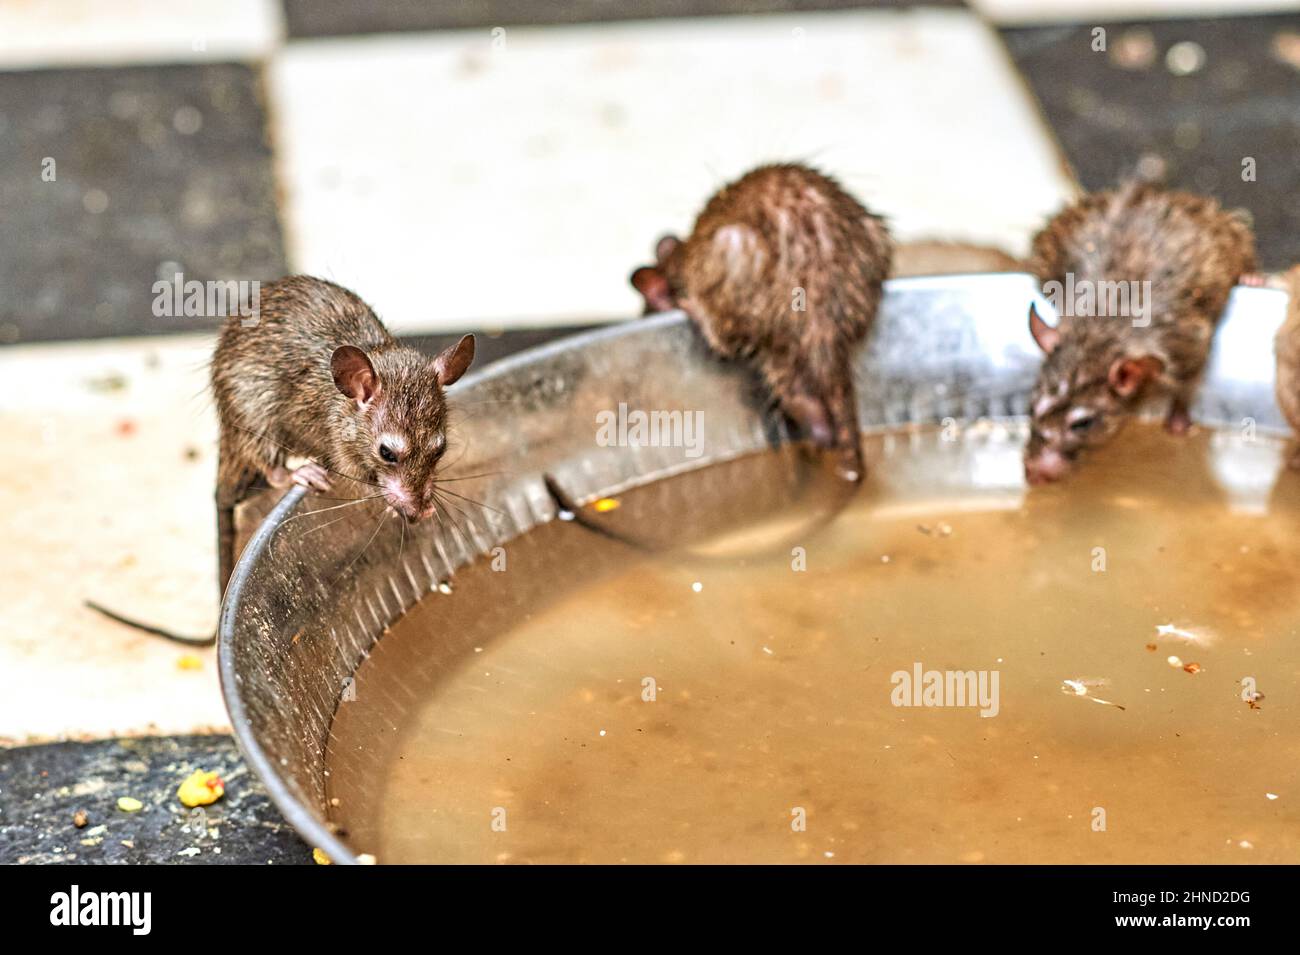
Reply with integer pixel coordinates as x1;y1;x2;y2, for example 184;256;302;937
0;736;309;865
0;63;286;344
1002;14;1300;270
282;0;957;39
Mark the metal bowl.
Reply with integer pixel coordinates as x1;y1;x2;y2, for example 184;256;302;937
218;274;1290;863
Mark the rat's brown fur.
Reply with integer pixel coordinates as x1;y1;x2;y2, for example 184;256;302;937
1273;266;1300;468
630;163;892;480
211;275;473;591
1024;180;1255;482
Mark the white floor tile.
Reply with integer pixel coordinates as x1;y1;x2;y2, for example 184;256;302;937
0;0;283;71
270;9;1075;334
0;335;228;742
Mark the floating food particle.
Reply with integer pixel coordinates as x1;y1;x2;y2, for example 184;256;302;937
313;847;332;865
117;797;143;812
1182;662;1203;675
1145;643;1158;652
1166;655;1183;668
114;419;137;437
592;497;620;513
177;654;202;671
691;581;702;593
178;770;225;808
72;810;88;828
1154;623;1213;646
1266;793;1279;801
1060;678;1125;710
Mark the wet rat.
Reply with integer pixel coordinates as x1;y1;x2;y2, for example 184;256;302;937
88;275;475;645
1271;266;1300;468
1022;178;1255;484
630;163;893;481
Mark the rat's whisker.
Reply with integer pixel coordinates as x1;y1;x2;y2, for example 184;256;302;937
279;494;385;530
432;486;502;515
334;510;390;581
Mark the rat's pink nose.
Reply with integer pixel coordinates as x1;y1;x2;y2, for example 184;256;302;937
1025;450;1070;485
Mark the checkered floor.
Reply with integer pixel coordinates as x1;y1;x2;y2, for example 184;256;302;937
1;0;1297;740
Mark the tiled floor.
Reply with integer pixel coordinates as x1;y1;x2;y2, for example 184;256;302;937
1002;12;1300;269
0;62;285;343
0;1;1296;744
270;8;1073;334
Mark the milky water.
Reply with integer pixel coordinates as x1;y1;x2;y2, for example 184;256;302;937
325;424;1300;863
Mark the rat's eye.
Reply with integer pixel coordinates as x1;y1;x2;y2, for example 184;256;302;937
1069;415;1098;433
379;443;399;464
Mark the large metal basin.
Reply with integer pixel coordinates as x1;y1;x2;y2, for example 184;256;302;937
218;274;1290;863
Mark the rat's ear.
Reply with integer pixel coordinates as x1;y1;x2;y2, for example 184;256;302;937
1028;304;1061;354
655;235;681;267
631;266;674;315
332;345;381;406
433;334;475;387
1108;355;1164;397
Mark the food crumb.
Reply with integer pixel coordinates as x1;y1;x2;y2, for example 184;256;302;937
1182;662;1203;674
313;847;332;865
1166;655;1183;668
72;810;88;828
177;654;202;671
116;797;143;813
177;770;225;808
592;497;620;513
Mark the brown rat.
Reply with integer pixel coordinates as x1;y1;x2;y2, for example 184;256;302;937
630;163;893;481
89;275;475;645
1023;178;1255;484
1272;265;1300;468
211;275;475;589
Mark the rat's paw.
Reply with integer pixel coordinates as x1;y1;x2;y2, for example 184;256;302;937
291;462;333;492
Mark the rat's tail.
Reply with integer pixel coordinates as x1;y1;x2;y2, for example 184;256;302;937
84;600;215;646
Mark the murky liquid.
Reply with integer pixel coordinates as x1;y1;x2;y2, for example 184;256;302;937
326;424;1300;864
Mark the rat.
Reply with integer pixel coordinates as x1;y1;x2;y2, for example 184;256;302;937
88;275;475;645
1022;177;1255;484
1272;265;1300;468
629;162;893;482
